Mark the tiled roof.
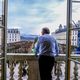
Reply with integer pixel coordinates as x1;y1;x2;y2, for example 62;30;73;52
55;28;67;34
7;29;20;33
7;41;34;53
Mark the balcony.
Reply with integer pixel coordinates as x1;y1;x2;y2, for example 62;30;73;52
0;53;80;80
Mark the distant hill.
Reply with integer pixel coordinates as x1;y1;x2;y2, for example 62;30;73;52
20;34;39;41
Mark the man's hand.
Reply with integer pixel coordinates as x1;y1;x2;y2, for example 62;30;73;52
35;53;38;57
55;54;58;57
54;54;58;57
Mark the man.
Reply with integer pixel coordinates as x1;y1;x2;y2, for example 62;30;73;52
35;27;59;80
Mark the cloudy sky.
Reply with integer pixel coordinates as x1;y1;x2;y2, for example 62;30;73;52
0;0;80;35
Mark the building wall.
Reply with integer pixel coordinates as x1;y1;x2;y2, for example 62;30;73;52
77;20;80;46
78;31;80;47
52;32;66;44
71;30;78;46
7;29;20;43
52;25;78;46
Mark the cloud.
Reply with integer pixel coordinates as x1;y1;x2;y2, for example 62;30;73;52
72;3;80;22
0;0;2;15
7;0;80;35
0;0;2;2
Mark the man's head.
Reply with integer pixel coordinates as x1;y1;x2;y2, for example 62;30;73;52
41;27;50;35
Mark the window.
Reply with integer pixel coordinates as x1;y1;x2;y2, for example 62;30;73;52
9;39;11;41
75;31;77;35
12;39;14;41
8;0;67;54
12;34;14;38
73;36;74;40
15;39;16;41
9;34;11;38
15;34;16;38
8;30;10;33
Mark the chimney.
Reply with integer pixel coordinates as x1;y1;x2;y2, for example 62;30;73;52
59;24;62;30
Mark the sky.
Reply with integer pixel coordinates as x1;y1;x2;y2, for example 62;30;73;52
0;0;80;35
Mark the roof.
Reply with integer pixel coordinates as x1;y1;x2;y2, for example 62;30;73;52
7;41;34;53
55;28;67;34
7;29;20;33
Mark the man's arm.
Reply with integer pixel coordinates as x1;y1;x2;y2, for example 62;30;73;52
35;39;40;56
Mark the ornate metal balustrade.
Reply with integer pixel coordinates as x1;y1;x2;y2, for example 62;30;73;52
0;53;80;80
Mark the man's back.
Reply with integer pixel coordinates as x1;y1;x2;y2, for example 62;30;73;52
36;34;58;56
35;27;59;80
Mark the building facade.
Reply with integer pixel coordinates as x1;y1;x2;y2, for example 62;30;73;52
75;21;80;53
7;29;20;43
52;23;78;46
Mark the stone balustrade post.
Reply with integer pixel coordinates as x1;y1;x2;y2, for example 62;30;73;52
73;62;78;80
10;60;14;80
56;61;62;80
